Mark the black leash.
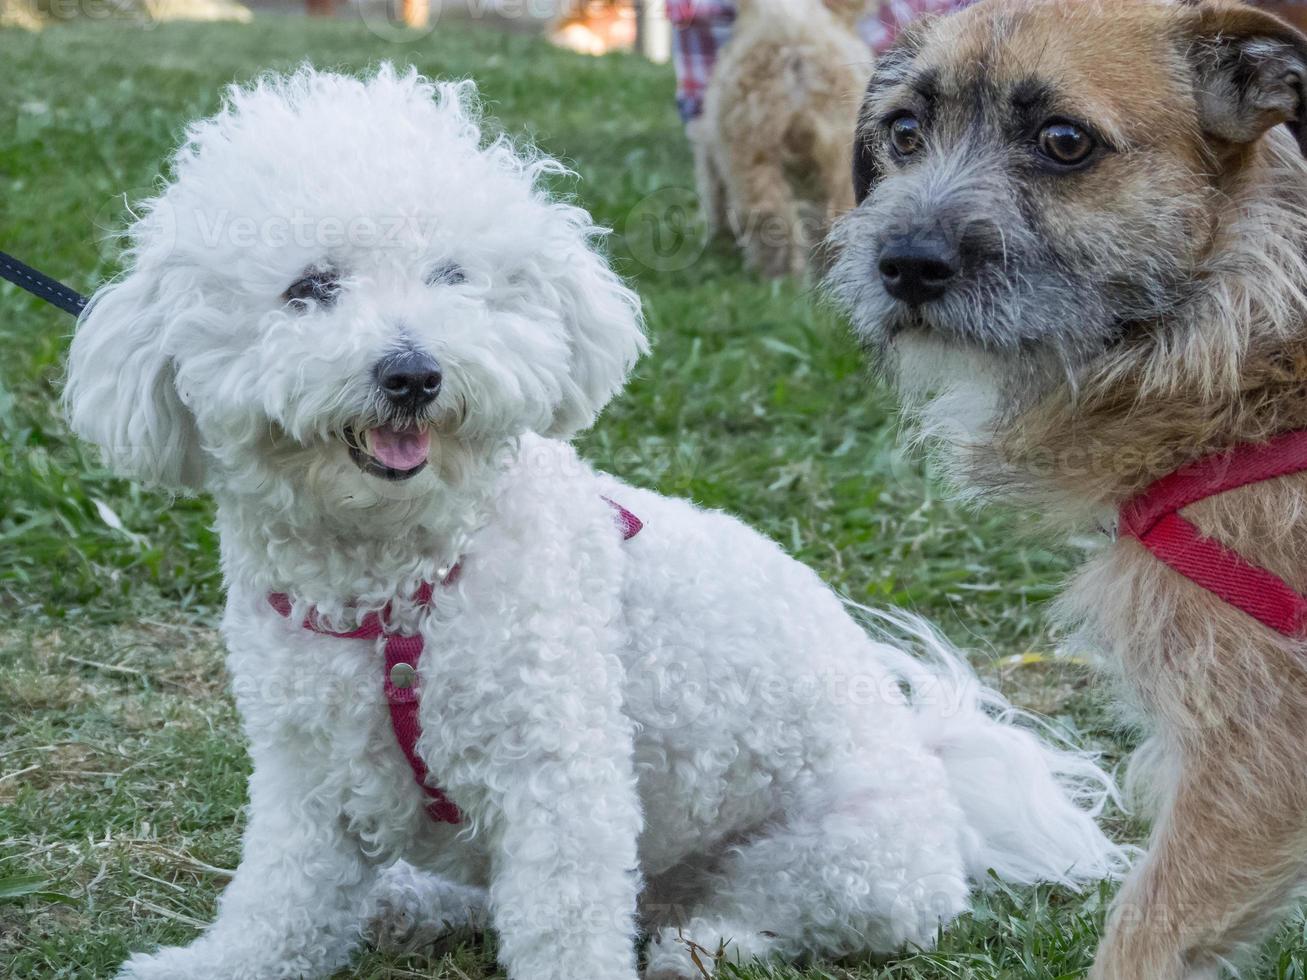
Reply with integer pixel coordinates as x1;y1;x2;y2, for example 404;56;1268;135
0;249;88;318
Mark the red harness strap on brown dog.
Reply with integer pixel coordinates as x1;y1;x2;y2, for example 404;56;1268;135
1119;430;1307;637
268;498;643;824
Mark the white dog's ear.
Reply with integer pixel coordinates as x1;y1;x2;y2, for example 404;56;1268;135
64;269;205;491
545;229;648;438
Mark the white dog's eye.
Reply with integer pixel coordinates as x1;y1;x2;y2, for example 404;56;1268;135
425;263;466;287
283;269;341;311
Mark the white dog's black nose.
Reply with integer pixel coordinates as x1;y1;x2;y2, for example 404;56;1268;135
878;244;959;306
376;350;442;410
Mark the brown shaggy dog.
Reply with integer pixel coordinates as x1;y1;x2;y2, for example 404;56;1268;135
828;0;1307;976
692;0;873;277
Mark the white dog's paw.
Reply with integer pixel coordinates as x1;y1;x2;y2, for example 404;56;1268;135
643;955;712;980
115;947;226;980
115;944;305;980
366;893;431;952
364;863;486;952
643;921;782;980
643;968;704;980
115;948;188;980
642;928;720;980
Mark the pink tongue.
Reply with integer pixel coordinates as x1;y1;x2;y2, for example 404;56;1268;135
367;426;430;471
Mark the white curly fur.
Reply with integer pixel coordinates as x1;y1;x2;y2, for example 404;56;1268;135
65;65;1128;980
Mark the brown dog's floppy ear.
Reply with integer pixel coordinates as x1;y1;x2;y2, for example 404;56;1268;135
1188;2;1307;156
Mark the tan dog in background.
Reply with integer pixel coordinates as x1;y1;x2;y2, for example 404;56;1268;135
829;0;1307;975
693;0;872;277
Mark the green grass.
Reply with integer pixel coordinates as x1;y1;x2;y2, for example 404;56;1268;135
2;14;1306;979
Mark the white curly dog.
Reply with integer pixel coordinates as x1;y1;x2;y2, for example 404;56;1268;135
65;66;1128;980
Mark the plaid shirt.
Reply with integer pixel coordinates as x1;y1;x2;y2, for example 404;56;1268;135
669;0;972;122
669;0;738;122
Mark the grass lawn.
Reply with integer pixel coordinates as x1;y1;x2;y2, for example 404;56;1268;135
3;13;1307;979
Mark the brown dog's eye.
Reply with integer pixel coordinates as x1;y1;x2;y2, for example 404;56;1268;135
1037;121;1095;167
888;115;923;157
284;269;341;311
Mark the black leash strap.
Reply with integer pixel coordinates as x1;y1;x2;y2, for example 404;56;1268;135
0;249;88;318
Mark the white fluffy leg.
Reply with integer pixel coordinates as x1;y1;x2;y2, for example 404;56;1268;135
116;748;377;980
486;774;643;980
642;758;971;978
364;861;486;951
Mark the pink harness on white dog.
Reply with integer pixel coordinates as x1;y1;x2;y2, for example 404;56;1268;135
268;498;643;824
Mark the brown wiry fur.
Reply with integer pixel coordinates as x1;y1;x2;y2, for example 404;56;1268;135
989;130;1307;521
1034;131;1307;978
837;0;1307;975
976;5;1307;977
691;0;873;277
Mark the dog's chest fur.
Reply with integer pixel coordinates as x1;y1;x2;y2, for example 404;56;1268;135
213;441;920;886
222;599;486;876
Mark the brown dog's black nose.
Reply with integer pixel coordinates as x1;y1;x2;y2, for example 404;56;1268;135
376;350;442;410
878;245;959;306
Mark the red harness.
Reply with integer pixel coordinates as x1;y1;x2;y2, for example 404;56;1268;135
268;498;644;824
1119;430;1307;638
